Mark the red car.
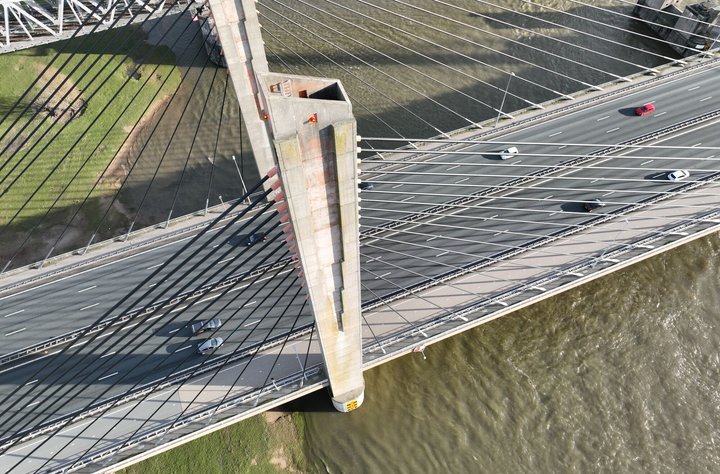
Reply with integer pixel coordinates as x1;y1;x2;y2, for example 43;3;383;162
635;103;655;116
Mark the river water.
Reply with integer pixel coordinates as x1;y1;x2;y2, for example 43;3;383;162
251;0;720;472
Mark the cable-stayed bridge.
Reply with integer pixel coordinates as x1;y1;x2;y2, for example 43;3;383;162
0;0;719;472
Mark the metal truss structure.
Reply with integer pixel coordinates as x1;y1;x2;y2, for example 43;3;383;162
0;0;173;51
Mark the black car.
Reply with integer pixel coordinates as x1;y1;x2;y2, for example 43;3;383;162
243;232;266;247
584;198;606;212
358;182;374;191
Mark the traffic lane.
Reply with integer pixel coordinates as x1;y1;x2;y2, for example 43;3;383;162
366;65;720;186
0;218;282;354
360;163;720;299
359;156;715;298
0;277;309;438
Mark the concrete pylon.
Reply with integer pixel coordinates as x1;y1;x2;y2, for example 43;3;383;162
207;0;365;411
207;0;276;177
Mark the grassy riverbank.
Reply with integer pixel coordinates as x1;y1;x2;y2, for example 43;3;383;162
121;412;308;474
0;25;179;229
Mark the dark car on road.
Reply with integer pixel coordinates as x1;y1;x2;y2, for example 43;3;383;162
190;318;222;335
584;198;606;212
358;181;374;191
243;232;266;247
635;103;655;116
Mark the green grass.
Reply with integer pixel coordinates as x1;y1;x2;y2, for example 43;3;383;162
121;413;308;474
0;25;180;229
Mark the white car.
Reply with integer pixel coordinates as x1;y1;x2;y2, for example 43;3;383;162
196;337;224;355
499;146;519;160
667;169;689;182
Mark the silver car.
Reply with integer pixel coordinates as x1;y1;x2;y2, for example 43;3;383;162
196;337;224;354
190;318;222;335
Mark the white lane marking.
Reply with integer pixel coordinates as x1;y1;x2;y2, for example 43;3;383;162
543;195;553;200
655;111;667;117
699;96;712;102
100;351;116;359
392;184;404;188
147;313;164;321
455;178;469;184
198;294;220;304
148;283;158;288
121;322;140;331
692;143;702;147
688;86;700;91
98;331;116;338
146;263;164;270
244;320;261;327
709;155;716;159
218;257;233;264
375;272;392;279
213;244;220;248
596;115;610;121
427;236;438;242
606;127;619;133
494;230;508;236
446;165;459;171
175;345;192;353
549;212;558;217
640;160;654;165
27;401;40;407
602;191;615;197
549;131;562;137
591;178;599;183
558;145;567;149
436;251;448;257
401;196;415;202
170;304;189;313
77;285;96;293
4;309;24;318
511;160;523;165
79;303;99;311
168;328;180;334
98;371;118;381
5;328;26;336
25;379;38;386
246;300;257;306
70;340;89;348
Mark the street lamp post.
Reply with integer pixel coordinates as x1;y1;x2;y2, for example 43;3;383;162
495;72;515;128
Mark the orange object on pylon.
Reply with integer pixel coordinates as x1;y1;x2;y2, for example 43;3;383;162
308;113;318;124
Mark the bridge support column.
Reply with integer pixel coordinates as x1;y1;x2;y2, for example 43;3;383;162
209;1;364;411
260;74;365;412
207;0;276;177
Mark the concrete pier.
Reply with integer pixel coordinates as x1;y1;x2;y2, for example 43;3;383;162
259;74;365;411
207;0;365;411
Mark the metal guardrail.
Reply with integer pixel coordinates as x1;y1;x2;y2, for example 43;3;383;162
55;364;325;473
0;323;315;451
